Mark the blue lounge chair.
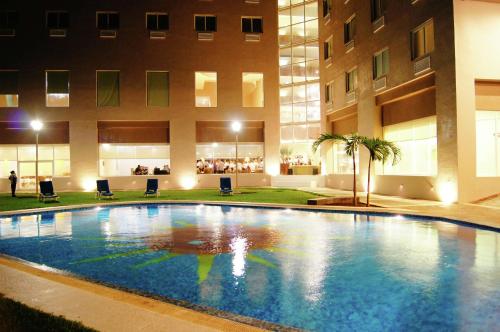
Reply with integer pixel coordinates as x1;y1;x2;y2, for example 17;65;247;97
144;179;159;198
39;181;59;202
219;177;233;195
96;180;114;200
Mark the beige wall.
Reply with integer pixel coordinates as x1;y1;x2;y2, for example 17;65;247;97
454;0;500;202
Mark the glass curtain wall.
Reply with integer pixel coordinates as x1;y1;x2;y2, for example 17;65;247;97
278;0;321;174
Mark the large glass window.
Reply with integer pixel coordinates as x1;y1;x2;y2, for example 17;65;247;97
195;72;217;107
0;70;18;107
99;144;170;176
46;71;69;107
242;73;264;107
382;116;437;176
196;143;264;174
333;143;359;174
97;71;120;107
412;19;434;60
147;71;169;107
476;111;500;177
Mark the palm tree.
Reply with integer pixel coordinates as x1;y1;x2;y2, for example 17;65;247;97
361;137;401;207
313;133;364;206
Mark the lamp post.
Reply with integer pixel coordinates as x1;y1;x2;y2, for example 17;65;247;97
231;121;242;191
30;120;43;197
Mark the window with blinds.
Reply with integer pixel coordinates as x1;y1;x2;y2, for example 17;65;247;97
97;71;120;107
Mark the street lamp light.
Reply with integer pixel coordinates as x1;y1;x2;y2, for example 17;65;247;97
30;120;43;197
231;121;242;191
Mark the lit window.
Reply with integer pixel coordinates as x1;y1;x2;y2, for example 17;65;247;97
46;11;69;31
194;15;217;32
373;48;389;79
344;15;356;44
242;73;264;107
324;37;333;60
371;0;385;22
97;71;120;107
476;111;500;177
99;144;170;176
345;68;358;93
0;10;18;36
0;70;19;107
146;13;169;31
382;116;437;176
195;72;217;107
96;12;119;30
147;71;169;107
195;144;264;174
242;17;263;33
46;71;69;107
411;19;434;60
333;143;359;175
325;81;334;104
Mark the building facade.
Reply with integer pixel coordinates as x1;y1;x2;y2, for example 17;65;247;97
0;0;280;192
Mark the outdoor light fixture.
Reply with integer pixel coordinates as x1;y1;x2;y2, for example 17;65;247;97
231;121;242;192
31;120;43;197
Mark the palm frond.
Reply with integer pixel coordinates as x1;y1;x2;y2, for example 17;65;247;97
312;133;347;153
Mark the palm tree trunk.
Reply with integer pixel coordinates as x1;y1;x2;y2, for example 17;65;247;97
352;154;357;206
366;158;372;207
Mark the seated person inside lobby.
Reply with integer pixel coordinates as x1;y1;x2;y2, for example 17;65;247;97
134;165;148;175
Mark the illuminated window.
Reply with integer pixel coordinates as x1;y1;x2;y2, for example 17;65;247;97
196;143;264;174
345;68;358;93
344;15;356;44
411;19;434;60
0;70;18;107
97;71;120;107
147;71;169;107
195;72;217;107
382;116;437;176
373;48;389;79
99;144;170;176
96;12;119;30
242;17;263;33
333;143;359;174
146;13;169;31
194;15;217;32
46;71;69;107
242;73;264;107
476;111;500;177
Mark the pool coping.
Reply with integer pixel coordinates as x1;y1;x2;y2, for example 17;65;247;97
0;200;499;332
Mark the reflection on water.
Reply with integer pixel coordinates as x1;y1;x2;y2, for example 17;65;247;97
1;205;499;331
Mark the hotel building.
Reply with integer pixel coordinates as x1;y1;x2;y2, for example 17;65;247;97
1;0;500;204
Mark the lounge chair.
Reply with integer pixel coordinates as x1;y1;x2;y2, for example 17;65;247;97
219;177;233;195
144;179;160;198
96;180;114;200
39;181;59;202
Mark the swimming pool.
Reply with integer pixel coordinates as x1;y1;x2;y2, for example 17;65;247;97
0;204;499;331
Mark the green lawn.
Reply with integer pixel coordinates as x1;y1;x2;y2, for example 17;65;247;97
0;294;96;332
0;188;321;212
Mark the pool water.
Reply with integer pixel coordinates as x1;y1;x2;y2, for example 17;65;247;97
0;204;499;331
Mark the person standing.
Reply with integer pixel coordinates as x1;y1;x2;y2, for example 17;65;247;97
9;170;17;197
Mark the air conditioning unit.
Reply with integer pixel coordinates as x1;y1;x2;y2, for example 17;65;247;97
414;56;431;76
245;33;261;42
150;31;166;39
245;0;260;3
0;28;15;37
346;91;357;104
198;32;214;41
345;40;355;53
373;76;387;91
100;30;117;38
49;29;67;37
372;16;385;33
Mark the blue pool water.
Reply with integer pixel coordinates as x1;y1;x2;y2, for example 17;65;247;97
0;204;499;331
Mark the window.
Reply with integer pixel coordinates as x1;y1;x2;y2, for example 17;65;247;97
371;0;385;22
345;69;358;93
325;81;334;104
46;11;69;30
0;10;18;36
99;144;170;176
476;111;500;177
242;17;263;33
195;15;217;32
195;72;217;107
97;12;119;30
322;0;332;18
373;49;389;79
146;13;169;31
242;73;264;107
0;70;19;107
324;37;333;60
411;19;434;60
344;15;356;44
382;116;437;176
147;71;169;107
196;144;264;174
97;71;120;107
46;71;69;107
333;143;359;174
